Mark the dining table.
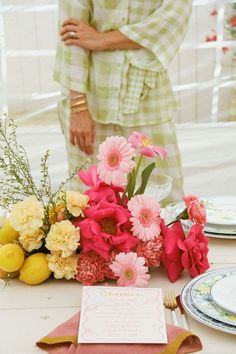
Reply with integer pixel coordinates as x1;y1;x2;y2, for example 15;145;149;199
0;235;235;354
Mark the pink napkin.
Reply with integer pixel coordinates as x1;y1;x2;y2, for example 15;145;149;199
36;311;202;354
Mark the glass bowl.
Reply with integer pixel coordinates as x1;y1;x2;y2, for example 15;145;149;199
144;173;173;202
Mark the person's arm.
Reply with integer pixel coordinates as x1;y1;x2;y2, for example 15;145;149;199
69;90;95;156
61;0;192;70
55;0;95;155
61;19;142;50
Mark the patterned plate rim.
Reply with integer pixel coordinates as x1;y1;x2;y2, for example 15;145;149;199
190;269;236;326
181;267;236;335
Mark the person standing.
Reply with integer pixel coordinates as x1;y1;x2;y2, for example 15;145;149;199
54;0;192;204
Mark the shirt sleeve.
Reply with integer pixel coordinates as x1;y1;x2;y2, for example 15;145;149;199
119;0;192;72
53;0;90;93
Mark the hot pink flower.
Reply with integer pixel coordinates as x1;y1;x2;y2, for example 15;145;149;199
128;132;168;158
183;195;206;226
78;200;138;259
109;252;150;287
78;165;123;205
76;251;105;285
178;224;209;278
97;136;135;186
128;195;161;241
161;221;185;283
136;236;163;267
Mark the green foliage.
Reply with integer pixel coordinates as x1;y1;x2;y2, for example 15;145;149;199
134;162;156;196
0;117;83;220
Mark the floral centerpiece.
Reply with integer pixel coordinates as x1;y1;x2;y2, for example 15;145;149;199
0;119;209;286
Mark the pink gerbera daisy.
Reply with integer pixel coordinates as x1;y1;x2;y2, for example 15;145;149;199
109;252;150;287
128;195;161;241
97;136;135;186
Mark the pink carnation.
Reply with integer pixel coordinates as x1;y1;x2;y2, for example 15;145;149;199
97;136;135;186
76;251;105;285
183;195;206;226
78;200;138;259
136;236;163;267
103;250;119;280
128;131;168;158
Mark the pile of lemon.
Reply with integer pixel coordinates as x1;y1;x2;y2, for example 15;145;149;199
0;219;51;285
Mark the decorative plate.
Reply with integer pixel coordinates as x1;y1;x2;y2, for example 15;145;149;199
181;267;236;335
210;275;236;316
190;269;236;326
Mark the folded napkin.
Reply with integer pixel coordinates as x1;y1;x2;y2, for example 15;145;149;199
36;311;202;354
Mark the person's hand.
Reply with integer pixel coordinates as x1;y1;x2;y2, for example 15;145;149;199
61;18;104;51
70;110;95;156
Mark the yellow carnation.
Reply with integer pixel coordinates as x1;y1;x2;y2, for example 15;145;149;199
47;251;78;280
45;220;80;257
66;191;89;217
19;229;45;252
9;196;44;233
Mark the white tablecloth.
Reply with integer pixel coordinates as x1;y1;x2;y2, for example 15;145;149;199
0;236;236;354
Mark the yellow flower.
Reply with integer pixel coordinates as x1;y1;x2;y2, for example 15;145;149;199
19;229;45;252
45;220;80;257
9;196;44;233
66;191;89;217
47;251;79;280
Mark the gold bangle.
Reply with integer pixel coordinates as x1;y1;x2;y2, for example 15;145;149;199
71;105;88;114
70;94;85;100
70;99;87;108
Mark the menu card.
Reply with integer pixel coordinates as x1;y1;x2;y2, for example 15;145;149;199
78;286;167;344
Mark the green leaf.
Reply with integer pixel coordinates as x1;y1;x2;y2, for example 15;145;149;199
135;162;156;196
126;169;137;199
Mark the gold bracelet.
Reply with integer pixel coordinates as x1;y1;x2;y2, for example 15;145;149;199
71;105;88;114
70;99;87;108
70;94;85;101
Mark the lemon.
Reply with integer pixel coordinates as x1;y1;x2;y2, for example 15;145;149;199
0;243;25;272
19;253;51;285
0;219;19;244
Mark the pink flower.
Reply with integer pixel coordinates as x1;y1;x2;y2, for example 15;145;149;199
103;250;119;280
128;132;168;158
136;236;163;267
78;165;124;205
161;221;185;282
183;195;206;226
78;165;101;188
109;252;150;287
78;200;138;259
178;224;209;278
97;136;135;186
128;195;161;241
229;16;236;27
76;251;105;285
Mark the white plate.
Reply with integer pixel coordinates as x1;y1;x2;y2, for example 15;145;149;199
181;267;236;335
190;269;236;326
210;275;236;315
205;196;236;226
170;200;236;237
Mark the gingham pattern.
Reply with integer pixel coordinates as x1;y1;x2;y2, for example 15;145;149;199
58;99;183;205
54;0;192;126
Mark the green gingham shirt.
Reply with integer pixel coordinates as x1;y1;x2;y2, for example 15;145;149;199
54;0;192;127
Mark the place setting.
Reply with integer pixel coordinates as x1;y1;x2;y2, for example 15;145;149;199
168;195;236;240
180;266;236;335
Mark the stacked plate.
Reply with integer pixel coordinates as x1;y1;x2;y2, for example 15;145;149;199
181;267;236;334
170;196;236;239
